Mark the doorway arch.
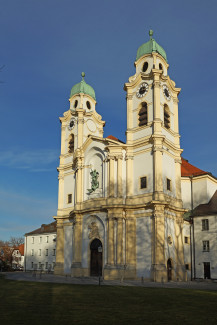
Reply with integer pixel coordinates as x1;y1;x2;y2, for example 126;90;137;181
90;238;102;276
167;258;172;281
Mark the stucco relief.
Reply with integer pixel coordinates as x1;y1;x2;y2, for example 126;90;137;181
88;221;100;239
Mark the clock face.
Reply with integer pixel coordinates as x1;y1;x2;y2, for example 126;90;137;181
68;118;75;130
163;85;171;100
136;82;149;98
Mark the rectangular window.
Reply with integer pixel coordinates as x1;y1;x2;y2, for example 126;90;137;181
31;262;34;269
38;249;41;256
184;236;189;244
203;241;209;252
45;262;48;269
39;262;41;269
31;249;34;256
53;249;56;256
46;249;48;256
140;176;147;189
202;219;209;231
68;194;72;204
31;237;34;244
39;236;42;243
185;264;189;270
167;178;171;191
46;236;49;243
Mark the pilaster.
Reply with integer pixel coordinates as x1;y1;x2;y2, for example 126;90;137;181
151;205;167;282
71;214;83;276
54;219;64;275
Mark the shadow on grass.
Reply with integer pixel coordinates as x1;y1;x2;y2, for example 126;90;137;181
1;276;217;325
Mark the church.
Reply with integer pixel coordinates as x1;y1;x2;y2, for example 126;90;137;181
53;31;217;282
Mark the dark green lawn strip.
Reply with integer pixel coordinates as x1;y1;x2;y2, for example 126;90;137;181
1;276;217;325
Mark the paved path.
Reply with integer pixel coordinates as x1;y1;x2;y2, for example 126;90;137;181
3;272;217;290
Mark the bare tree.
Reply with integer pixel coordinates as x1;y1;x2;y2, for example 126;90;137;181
9;236;24;247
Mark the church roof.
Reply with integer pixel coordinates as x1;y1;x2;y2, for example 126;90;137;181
70;72;96;101
106;135;125;144
181;158;208;177
136;30;167;62
192;190;217;216
25;221;57;236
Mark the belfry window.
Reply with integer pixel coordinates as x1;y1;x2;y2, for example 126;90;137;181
68;134;74;153
159;63;163;71
138;102;148;126
164;104;170;129
142;62;148;73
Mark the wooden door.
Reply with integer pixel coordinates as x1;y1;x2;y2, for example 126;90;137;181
90;239;102;276
204;262;210;279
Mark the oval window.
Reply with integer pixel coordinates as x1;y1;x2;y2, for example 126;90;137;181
159;63;163;71
86;101;91;109
74;100;78;108
142;62;148;73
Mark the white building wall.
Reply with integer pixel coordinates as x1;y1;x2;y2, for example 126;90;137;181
136;216;152;279
25;233;56;271
194;215;217;279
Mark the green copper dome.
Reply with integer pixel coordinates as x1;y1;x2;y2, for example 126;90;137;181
136;30;167;62
70;72;96;100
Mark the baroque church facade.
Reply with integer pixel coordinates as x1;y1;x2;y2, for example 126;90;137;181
53;31;217;282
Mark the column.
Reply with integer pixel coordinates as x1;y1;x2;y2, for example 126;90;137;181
107;216;114;265
77;109;84;148
126;153;133;197
108;155;115;197
117;155;123;197
151;206;166;282
57;174;64;211
117;217;123;265
71;214;83;277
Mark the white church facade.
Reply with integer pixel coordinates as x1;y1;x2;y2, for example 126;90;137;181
53;31;217;282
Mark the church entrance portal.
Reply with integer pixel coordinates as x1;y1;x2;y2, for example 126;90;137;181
167;258;172;281
90;239;102;276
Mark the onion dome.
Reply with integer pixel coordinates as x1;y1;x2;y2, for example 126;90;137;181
136;30;167;62
70;72;96;100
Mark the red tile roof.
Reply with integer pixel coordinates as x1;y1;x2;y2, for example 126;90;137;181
18;244;24;256
181;158;208;177
106;135;125;144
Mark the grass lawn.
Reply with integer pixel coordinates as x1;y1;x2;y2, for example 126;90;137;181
1;275;217;325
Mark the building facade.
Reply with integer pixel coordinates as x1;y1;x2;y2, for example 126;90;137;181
53;30;195;282
24;222;57;272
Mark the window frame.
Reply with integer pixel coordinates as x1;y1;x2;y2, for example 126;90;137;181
140;176;147;189
202;240;210;252
202;219;209;231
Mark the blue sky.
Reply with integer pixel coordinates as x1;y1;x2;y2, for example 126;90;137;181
0;0;217;240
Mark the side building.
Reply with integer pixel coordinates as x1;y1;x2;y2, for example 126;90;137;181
191;190;217;280
24;222;57;272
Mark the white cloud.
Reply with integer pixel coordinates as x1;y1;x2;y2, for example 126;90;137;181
0;148;59;172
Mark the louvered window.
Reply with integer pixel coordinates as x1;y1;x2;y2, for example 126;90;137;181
164;105;170;129
68;134;74;153
138;102;148;126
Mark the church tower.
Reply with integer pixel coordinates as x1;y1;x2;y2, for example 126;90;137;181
54;32;186;282
124;30;185;281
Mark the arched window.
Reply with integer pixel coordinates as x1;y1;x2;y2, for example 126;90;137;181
142;62;148;72
68;134;74;153
164;104;170;129
138;102;148;126
159;63;163;71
